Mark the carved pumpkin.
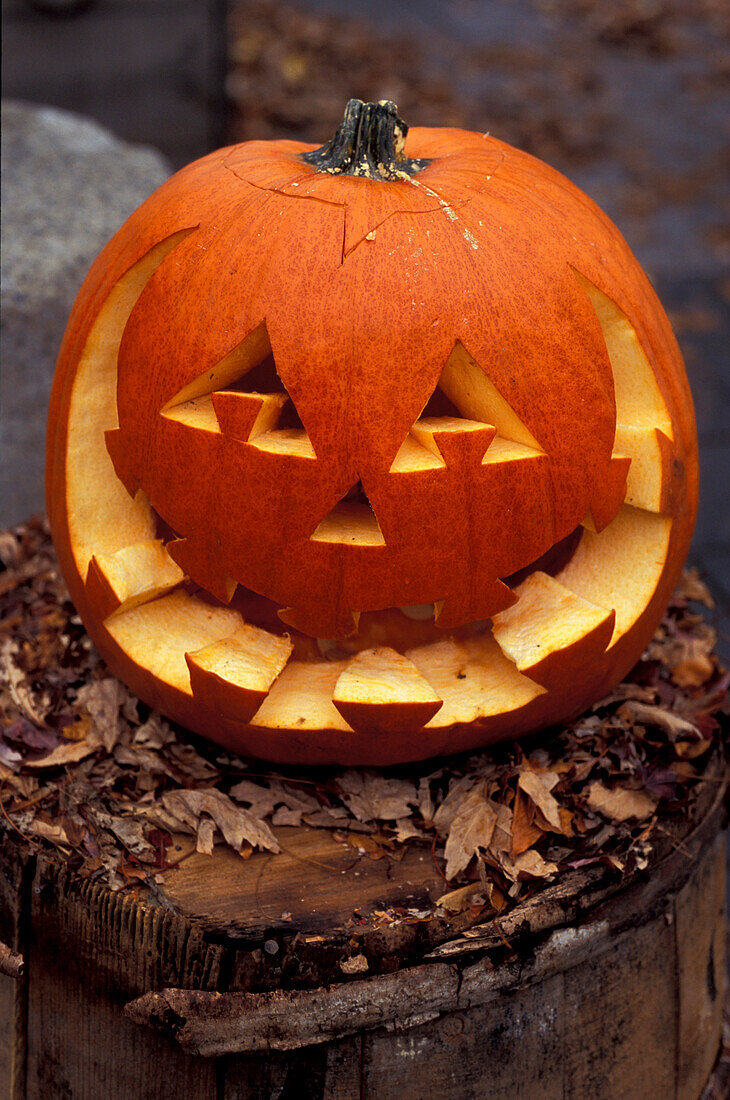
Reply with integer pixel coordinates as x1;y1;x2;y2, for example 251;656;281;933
46;100;698;765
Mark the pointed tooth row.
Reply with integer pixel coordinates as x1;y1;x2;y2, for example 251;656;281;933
332;647;442;733
557;504;672;648
614;425;673;514
211;391;288;442
491;570;615;689
105;523;672;736
185;625;293;723
167;536;237;605
410;416;496;465
85;539;184;621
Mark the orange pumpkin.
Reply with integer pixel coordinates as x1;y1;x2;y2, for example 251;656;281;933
46;100;698;765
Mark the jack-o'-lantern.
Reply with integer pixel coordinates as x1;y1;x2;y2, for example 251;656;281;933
46;100;698;765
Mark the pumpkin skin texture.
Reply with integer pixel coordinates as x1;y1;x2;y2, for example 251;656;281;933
46;100;697;766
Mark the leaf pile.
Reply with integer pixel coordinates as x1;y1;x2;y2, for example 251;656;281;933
0;517;727;917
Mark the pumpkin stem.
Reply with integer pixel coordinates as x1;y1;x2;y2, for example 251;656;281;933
301;99;430;181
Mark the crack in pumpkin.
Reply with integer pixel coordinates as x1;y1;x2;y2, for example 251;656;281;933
222;154;505;265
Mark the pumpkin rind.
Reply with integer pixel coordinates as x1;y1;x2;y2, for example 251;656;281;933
46;104;698;766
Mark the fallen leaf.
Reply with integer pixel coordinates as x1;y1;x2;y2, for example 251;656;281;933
1;639;46;725
162;788;280;855
518;768;562;831
511;787;544;857
432;776;479;834
76;678;128;752
618;701;700;740
443;783;498;879
394;817;424;842
513;849;559;879
196;816;216;855
670;651;715;689
437;883;486;913
337;770;418;822
587;782;657;822
674;568;715;609
24;736;101;769
91;810;156;861
3;718;59;752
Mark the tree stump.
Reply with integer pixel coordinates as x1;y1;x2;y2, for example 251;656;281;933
0;767;726;1100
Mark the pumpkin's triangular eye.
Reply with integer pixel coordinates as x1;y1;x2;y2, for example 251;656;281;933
310;480;386;546
159;330;314;454
392;342;544;472
430;342;544;452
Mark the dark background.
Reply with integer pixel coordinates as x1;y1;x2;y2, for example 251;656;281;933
2;0;729;654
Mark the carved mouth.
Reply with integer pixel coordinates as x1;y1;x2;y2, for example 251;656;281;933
61;232;674;741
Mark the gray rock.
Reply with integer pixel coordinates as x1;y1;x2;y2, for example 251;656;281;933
1;101;171;526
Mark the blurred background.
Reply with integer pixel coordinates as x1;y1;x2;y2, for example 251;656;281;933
2;0;728;654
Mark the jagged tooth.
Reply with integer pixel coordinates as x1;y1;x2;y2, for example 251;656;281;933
85;539;184;621
332;647;443;734
251;660;352;732
480;437;546;464
435;578;516;629
278;604;360;640
166;537;237;604
491;570;615;689
389;434;445;473
406;634;545;728
105;428;140;497
104;590;241;697
614;426;673;514
411;417;496;465
185;625;293;723
211;391;288;442
160;396;220;432
586;453;631;532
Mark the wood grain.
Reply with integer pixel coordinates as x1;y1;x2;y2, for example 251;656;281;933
161;825;443;935
0;774;725;1098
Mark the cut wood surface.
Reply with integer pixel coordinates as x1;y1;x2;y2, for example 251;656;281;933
0;785;725;1099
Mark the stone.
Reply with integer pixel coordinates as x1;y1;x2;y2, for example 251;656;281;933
1;101;170;525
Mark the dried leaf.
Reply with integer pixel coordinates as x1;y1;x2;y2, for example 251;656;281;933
670;651;715;689
674;568;715;608
517;767;562;831
586;782;657;822
437;883;486;913
394;818;424;842
1;639;46;725
196;816;216;855
162;788;280;855
512;849;559;879
4;718;59;752
91;810;156;861
337;770;418;822
443;783;498;879
618;701;700;740
24;736;101;769
432;776;479;834
511;787;544;857
76;679;128;752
